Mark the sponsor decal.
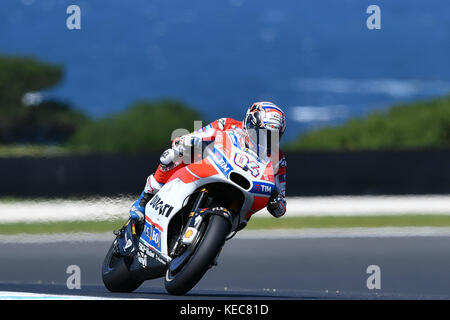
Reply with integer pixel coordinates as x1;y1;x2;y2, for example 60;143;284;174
137;243;148;267
142;224;162;252
141;219;163;252
138;241;167;266
148;194;174;217
251;181;274;196
185;229;193;239
150;226;161;251
210;148;233;177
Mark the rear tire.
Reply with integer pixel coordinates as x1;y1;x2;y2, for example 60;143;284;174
101;241;143;292
164;214;231;295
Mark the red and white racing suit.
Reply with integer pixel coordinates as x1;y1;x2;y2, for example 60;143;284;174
142;117;287;219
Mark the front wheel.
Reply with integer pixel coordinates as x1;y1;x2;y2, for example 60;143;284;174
101;240;143;292
164;214;231;295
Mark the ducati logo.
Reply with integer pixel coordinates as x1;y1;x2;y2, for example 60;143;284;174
149;194;174;217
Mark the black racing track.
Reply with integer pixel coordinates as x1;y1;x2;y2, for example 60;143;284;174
1;236;450;299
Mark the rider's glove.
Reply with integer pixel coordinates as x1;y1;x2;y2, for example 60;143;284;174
267;194;286;218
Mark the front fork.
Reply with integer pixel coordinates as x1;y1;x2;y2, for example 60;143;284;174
170;188;210;257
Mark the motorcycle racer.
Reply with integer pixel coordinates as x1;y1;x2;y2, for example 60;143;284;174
129;101;287;229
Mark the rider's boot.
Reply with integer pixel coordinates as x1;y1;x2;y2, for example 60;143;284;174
129;174;163;233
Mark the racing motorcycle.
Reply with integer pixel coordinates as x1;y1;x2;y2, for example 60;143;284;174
101;129;278;295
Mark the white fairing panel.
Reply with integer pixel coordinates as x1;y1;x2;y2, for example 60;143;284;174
141;178;197;258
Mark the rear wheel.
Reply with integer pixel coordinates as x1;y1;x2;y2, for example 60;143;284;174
164;214;231;295
101;241;143;292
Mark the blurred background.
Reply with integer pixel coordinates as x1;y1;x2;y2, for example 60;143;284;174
3;1;450;299
0;0;449;198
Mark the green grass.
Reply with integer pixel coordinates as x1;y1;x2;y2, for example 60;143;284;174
0;145;75;157
2;215;450;235
0;220;126;235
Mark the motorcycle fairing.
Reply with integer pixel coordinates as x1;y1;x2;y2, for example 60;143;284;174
140;130;276;262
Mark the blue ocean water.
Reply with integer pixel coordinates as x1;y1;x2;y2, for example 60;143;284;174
1;0;449;142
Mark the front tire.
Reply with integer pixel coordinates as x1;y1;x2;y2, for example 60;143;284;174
164;214;231;295
101;241;143;292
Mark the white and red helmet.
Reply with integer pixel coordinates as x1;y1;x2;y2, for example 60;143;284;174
243;101;286;155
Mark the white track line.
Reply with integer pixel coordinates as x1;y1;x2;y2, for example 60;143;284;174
0;291;151;300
